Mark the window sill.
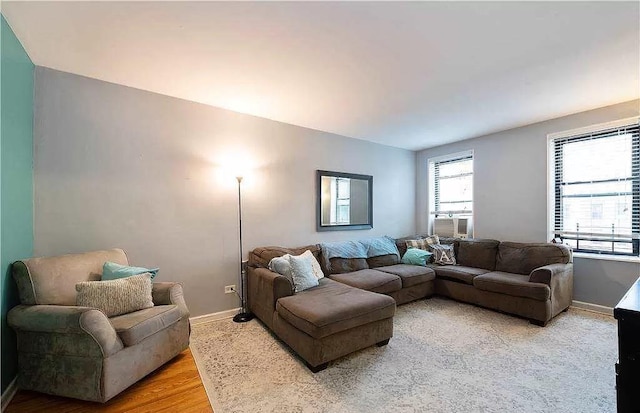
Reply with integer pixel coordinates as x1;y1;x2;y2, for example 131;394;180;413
573;252;640;264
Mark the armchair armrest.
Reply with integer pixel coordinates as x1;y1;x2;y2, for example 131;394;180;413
529;263;572;285
247;267;293;328
152;282;189;318
8;305;124;357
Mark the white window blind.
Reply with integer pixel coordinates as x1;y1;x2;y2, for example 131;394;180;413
431;154;473;216
552;121;640;256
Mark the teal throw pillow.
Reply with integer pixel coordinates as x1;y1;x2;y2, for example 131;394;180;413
401;248;432;266
102;261;159;281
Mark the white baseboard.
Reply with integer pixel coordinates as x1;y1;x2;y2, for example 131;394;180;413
190;308;240;325
571;300;614;316
1;377;17;412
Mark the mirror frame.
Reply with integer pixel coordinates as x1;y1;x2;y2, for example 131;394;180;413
316;170;373;232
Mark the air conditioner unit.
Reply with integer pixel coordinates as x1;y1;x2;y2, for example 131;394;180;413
434;217;469;238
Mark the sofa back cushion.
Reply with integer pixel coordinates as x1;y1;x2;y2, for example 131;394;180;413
248;245;321;269
328;258;369;274
457;239;500;271
367;254;400;268
12;248;129;306
319;240;372;275
495;242;572;275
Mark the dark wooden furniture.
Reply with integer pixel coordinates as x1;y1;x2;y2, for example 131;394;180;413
614;276;640;413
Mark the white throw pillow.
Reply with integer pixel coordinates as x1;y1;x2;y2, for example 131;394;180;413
288;255;319;292
301;250;324;279
268;251;324;291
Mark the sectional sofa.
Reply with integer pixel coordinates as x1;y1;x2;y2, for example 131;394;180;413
247;237;573;372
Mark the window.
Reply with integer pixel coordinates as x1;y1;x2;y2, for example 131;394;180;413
550;119;640;256
429;151;473;217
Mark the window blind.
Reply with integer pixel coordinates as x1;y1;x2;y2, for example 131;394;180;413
432;154;473;216
552;121;640;256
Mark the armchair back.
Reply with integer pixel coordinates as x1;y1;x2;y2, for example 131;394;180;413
13;248;128;305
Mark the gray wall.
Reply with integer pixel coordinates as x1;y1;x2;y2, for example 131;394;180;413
34;67;416;317
417;100;640;307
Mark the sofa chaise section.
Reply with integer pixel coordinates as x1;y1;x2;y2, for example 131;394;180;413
274;278;395;371
248;247;396;372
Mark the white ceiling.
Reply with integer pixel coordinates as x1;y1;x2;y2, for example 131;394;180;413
3;1;639;151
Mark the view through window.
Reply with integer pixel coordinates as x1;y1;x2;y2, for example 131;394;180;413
431;154;473;217
552;121;639;256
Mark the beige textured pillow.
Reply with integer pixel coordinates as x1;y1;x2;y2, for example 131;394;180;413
76;273;154;317
301;250;324;279
405;234;440;251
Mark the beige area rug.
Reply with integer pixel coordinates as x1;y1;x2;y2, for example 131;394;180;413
190;298;617;413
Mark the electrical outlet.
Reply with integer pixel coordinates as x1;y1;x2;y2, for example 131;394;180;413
224;285;236;294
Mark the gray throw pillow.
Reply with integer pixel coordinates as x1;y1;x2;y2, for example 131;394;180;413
76;273;154;317
431;244;456;265
289;254;319;293
268;254;293;283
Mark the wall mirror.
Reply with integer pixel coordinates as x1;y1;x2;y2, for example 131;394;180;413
317;170;373;231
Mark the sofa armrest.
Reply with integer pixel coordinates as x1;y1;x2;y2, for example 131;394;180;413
8;304;124;357
152;282;190;318
247;267;293;328
530;263;574;314
529;263;572;285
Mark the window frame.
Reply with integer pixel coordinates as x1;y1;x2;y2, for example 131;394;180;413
548;117;640;257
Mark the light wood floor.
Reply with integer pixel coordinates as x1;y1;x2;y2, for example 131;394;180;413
6;349;213;413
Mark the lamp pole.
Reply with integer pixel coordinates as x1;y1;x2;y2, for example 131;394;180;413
233;176;254;323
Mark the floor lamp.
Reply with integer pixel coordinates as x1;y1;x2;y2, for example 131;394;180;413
233;176;254;323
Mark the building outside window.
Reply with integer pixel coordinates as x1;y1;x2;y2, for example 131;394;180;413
550;119;640;256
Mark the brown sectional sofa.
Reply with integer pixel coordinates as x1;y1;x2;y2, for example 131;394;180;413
247;237;573;372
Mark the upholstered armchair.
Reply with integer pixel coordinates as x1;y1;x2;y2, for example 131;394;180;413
7;249;190;403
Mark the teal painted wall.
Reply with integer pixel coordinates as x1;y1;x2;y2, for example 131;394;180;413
0;15;34;394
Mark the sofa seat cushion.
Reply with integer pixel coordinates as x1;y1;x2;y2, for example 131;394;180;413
329;269;402;294
375;264;435;288
276;278;396;339
109;305;182;346
434;266;490;285
473;271;551;302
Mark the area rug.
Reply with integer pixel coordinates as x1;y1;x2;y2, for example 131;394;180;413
190;298;616;413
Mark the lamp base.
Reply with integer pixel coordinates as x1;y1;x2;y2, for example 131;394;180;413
233;312;255;323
